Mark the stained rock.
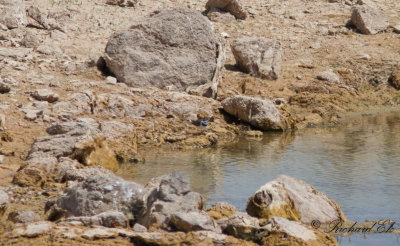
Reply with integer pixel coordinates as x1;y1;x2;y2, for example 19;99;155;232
104;9;225;98
81;228;116;240
260;217;338;246
317;69;341;84
231;37;281;80
218;212;260;241
134;171;212;232
8;210;40;224
14;221;52;238
106;0;138;7
247;175;346;224
0;188;8;217
207;202;236;220
206;0;247;20
350;6;389;34
32;89;60;103
0;0;27;29
52;174;143;218
389;65;400;90
221;95;283;131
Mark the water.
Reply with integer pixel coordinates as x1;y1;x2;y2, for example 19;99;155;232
117;111;400;245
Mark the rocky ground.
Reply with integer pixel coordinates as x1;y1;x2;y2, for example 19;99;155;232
0;0;399;245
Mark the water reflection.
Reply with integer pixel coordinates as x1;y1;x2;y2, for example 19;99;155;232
118;111;400;245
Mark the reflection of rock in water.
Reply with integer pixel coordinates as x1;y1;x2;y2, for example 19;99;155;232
117;131;297;199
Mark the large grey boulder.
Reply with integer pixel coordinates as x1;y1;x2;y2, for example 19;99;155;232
206;0;247;20
0;0;27;29
247;175;346;224
350;6;389;34
231;37;281;80
221;95;282;131
134;171;217;232
104;9;225;98
52;174;143;218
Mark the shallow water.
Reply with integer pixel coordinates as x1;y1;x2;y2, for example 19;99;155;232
117;111;400;245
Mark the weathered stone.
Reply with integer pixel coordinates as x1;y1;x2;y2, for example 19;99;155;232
21;31;40;48
32;89;60;103
104;9;225;98
16;221;52;238
247;175;346;224
81;228;115;240
13;167;46;187
106;0;138;7
231;37;281;80
53;174;143;218
0;188;8;217
8;210;40;223
260;217;338;246
350;6;389;34
394;23;400;33
65;211;127;228
317;69;341;84
207;202;236;220
206;0;247;20
218;212;260;241
0;0;27;29
389;65;400;90
222;95;283;131
170;211;218;232
134;171;207;231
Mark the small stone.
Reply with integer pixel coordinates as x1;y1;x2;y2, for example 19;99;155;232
8;210;40;223
231;37;281;80
133;223;147;232
81;228;115;240
32;89;59;103
21;221;52;238
206;0;247;20
0;155;4;164
393;23;400;34
317;69;340;84
105;76;117;84
389;66;400;90
0;189;8;217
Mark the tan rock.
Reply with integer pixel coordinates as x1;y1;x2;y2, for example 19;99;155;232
247;175;347;224
350;6;389;34
206;0;247;20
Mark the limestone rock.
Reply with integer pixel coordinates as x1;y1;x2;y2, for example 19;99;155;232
394;23;400;33
106;0;138;7
221;95;283;131
247;175;346;224
134;171;209;231
317;69;341;84
350;6;389;34
32;89;60;103
260;217;338;246
218;212;260;241
0;188;8;217
104;9;225;98
8;210;40;224
15;221;52;238
53;174;143;218
206;0;247;20
231;37;281;80
81;228;115;240
170;211;218;232
207;202;236;220
389;66;400;90
0;0;27;29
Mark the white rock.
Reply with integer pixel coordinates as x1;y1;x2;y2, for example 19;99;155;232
32;89;59;103
105;76;117;84
20;221;52;238
317;69;341;84
0;155;4;164
81;228;115;240
350;6;389;34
